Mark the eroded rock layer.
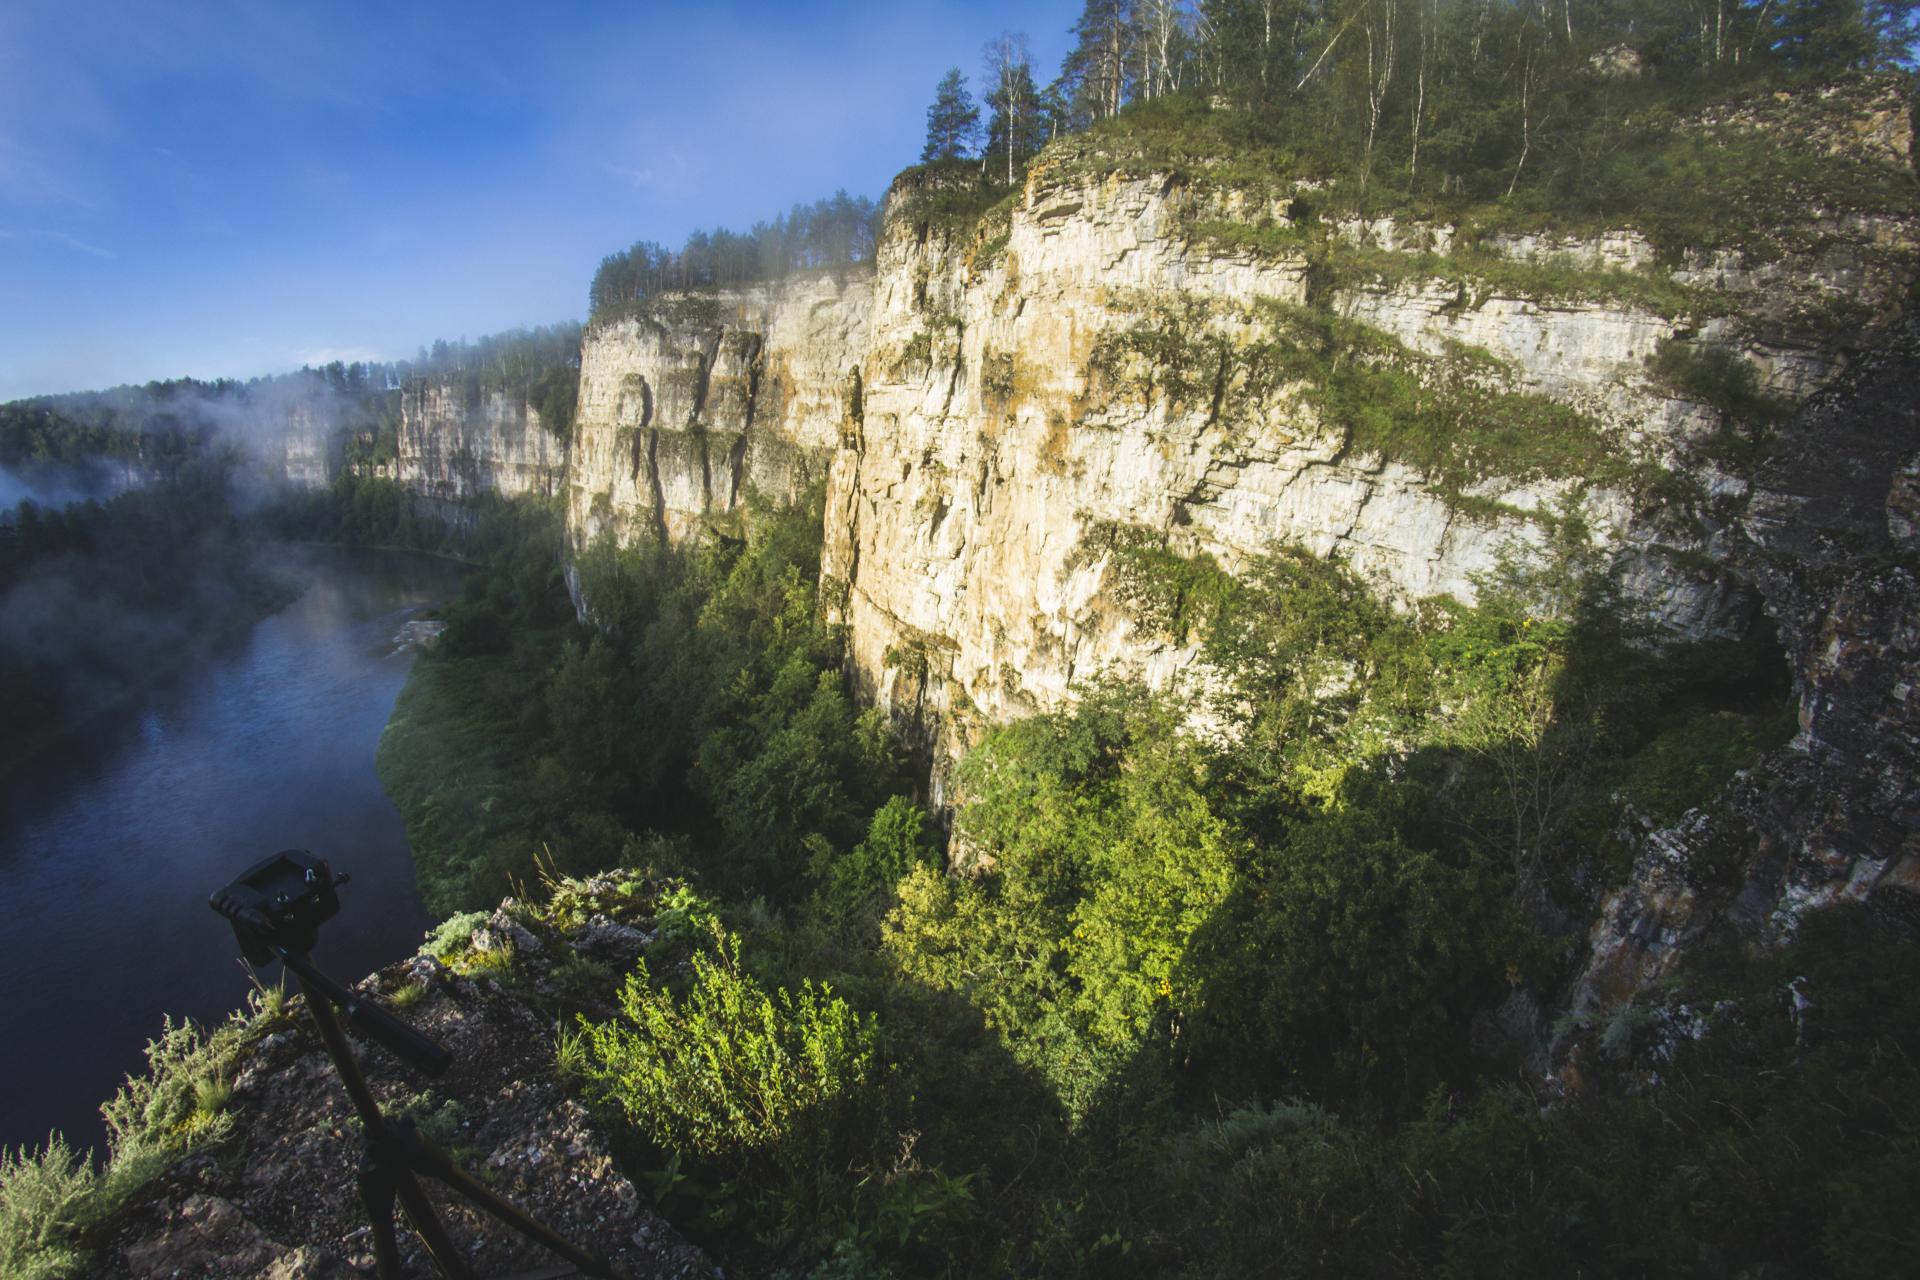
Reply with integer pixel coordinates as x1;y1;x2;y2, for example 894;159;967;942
397;382;568;502
566;274;868;546
818;159;1911;789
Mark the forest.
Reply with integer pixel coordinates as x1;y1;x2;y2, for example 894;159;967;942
588;194;883;322
919;0;1918;198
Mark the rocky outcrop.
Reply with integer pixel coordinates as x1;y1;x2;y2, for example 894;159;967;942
566;274;868;546
819;156;1913;789
1560;312;1920;1037
94;905;710;1280
397;382;567;502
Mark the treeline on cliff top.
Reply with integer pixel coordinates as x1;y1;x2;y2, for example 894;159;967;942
587;0;1916;325
1;321;584;489
587;192;883;322
904;0;1919;246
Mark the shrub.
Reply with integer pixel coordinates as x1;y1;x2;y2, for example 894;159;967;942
100;1011;257;1186
0;1136;95;1280
579;929;880;1177
421;910;492;961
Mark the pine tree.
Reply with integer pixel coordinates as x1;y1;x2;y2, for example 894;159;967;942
922;68;982;163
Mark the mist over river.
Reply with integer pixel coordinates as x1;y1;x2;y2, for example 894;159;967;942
0;546;464;1156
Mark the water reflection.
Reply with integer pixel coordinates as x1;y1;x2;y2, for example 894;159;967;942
0;545;464;1155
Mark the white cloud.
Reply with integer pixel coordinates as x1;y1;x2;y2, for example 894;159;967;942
292;345;387;368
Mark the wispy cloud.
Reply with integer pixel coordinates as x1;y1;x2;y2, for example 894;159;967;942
0;226;114;258
293;345;386;368
598;144;693;198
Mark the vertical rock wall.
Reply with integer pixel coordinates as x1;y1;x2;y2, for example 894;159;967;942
819;162;1911;788
396;382;568;502
565;274;868;547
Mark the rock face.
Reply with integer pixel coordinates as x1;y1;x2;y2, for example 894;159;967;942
368;85;1912;810
397;382;568;502
274;401;344;490
815;160;1912;788
566;274;868;546
1560;312;1920;1037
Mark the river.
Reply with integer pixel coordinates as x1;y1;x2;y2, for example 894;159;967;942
0;546;465;1157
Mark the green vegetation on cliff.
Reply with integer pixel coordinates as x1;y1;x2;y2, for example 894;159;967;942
377;487;912;917
356;475;1865;1276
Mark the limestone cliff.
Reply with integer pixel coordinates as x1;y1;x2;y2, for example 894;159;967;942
396;381;568;502
273;401;344;490
566;273;868;546
818;133;1914;794
380;84;1913;849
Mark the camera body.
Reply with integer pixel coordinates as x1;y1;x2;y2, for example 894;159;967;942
209;848;347;963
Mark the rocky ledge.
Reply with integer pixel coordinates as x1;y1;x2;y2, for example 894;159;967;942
91;909;710;1280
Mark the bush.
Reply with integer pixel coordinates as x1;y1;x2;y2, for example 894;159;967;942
580;929;881;1178
420;910;492;961
0;1136;94;1280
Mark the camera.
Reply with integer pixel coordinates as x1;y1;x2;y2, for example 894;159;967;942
209;848;348;964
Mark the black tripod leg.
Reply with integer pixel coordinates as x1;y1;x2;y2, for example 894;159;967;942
358;1155;407;1280
393;1169;477;1280
426;1159;614;1279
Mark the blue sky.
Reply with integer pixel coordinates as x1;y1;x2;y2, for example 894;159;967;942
0;1;1079;400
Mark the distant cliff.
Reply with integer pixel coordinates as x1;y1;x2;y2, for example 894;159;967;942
395;381;568;503
566;274;868;545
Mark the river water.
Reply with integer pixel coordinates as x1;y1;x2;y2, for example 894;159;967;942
0;546;465;1157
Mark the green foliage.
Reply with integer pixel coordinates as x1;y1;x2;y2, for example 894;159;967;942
579;929;880;1178
887;161;1024;243
1650;337;1796;467
884;689;1242;1118
3;987;295;1275
381;488;914;916
101;1011;254;1175
1042;13;1916;264
651;884;724;951
1620;707;1794;825
1187;786;1514;1104
420;911;492;961
589;193;880;322
1087;296;1652;501
1142;1101;1390;1277
807;796;941;945
1661;337;1782;410
1069;522;1235;645
922;67;982;163
0;1136;94;1280
403;325;582;419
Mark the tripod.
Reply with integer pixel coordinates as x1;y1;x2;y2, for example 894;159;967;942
210;850;613;1280
278;948;615;1280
